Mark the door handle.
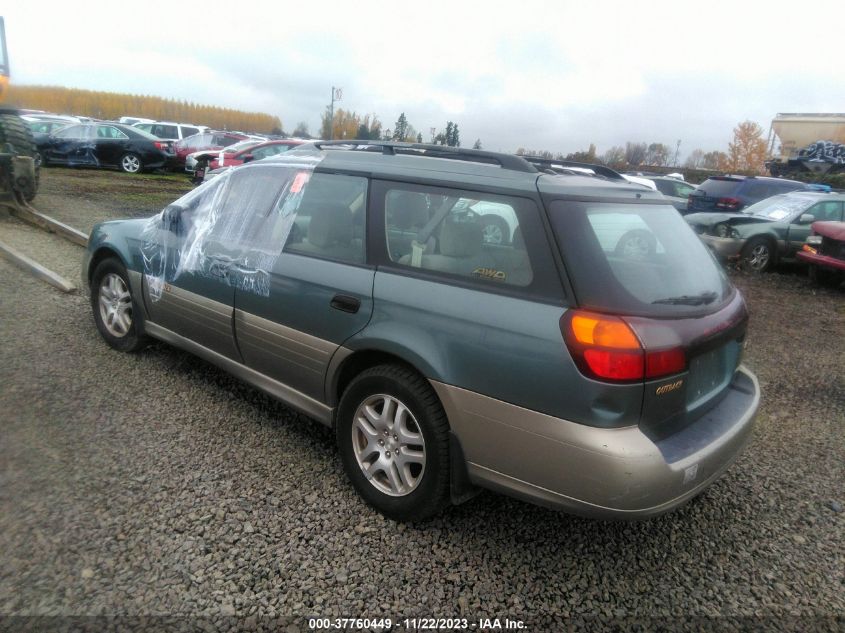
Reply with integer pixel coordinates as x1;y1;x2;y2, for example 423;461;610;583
330;294;361;314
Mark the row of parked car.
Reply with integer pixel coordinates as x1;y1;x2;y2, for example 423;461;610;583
20;114;845;287
21;111;305;177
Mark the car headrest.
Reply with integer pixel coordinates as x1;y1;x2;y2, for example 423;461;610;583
512;226;525;250
307;204;353;248
440;217;483;258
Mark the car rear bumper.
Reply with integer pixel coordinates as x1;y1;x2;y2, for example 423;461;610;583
432;365;759;519
797;250;845;271
699;234;745;259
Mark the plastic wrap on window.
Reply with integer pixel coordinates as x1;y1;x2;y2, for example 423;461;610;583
141;155;323;301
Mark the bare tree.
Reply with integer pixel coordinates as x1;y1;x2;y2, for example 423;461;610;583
684;149;705;169
625;142;647;166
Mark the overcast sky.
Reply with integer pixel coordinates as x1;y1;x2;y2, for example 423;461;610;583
6;1;845;160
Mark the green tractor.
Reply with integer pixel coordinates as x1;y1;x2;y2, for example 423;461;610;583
0;16;39;208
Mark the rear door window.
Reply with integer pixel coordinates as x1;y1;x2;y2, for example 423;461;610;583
181;126;199;138
548;200;732;316
153;125;179;138
377;183;564;294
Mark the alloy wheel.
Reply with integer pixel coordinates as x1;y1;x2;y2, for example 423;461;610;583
98;273;133;337
121;154;141;173
746;244;770;271
351;394;426;497
482;223;504;244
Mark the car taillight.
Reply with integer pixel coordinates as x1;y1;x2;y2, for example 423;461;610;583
154;141;167;151
715;197;739;209
562;310;686;383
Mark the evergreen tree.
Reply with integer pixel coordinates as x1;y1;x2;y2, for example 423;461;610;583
392;113;408;141
472;138;482;150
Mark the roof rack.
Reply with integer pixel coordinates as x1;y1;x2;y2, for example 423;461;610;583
306;140;538;173
520;156;627;181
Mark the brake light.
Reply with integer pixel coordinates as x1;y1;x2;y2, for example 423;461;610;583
645;348;686;378
154;141;168;151
715;197;740;209
562;311;686;382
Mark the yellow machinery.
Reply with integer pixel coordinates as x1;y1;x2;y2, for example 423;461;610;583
0;16;39;207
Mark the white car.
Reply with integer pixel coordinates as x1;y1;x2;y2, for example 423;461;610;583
133;121;209;142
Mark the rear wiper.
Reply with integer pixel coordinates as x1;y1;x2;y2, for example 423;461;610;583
652;291;718;306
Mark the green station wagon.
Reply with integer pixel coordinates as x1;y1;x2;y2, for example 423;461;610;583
686;192;845;272
82;143;760;521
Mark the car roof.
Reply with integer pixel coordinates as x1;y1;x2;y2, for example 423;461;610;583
267;144;668;200
704;174;806;185
777;191;845;201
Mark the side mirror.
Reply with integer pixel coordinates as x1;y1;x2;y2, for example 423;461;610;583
162;203;185;232
799;214;815;225
242;154;255;164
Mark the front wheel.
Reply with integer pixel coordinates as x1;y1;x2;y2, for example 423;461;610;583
90;258;148;352
119;152;143;174
337;364;451;522
741;237;774;273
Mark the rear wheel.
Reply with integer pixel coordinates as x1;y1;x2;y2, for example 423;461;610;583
741;237;774;273
119;152;143;174
90;258;148;352
0;111;40;201
337;364;450;522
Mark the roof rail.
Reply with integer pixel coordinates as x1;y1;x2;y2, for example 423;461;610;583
520;155;627;181
306;140;538;173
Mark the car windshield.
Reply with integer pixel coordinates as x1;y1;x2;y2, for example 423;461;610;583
549;201;732;316
742;195;813;220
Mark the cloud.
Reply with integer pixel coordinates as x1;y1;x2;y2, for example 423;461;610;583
5;0;845;157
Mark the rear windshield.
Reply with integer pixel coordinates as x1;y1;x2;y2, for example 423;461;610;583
697;178;742;197
548;201;732;316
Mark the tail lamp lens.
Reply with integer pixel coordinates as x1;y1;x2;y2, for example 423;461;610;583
563;311;686;382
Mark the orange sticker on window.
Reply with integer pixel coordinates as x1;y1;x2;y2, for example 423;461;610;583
291;172;310;193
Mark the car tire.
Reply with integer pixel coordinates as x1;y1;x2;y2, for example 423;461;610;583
90;258;148;352
615;229;657;259
119;152;143;174
809;265;843;288
741;237;774;273
337;364;450;522
0;112;40;201
480;215;510;245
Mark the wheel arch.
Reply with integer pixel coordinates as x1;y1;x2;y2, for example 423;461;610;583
88;246;129;282
327;347;435;409
327;345;479;505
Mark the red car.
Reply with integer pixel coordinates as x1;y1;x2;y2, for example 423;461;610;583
797;221;845;287
192;139;306;182
174;131;249;168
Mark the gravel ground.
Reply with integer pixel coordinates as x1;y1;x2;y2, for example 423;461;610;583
0;170;843;630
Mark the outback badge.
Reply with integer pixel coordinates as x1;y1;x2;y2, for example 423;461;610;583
656;379;684;396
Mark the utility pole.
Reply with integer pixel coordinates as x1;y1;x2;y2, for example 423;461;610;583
329;86;342;140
